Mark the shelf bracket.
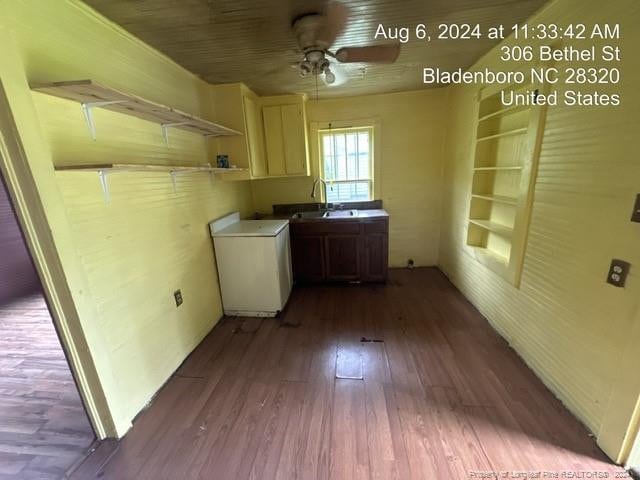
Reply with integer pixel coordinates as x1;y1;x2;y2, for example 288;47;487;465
97;169;110;202
161;122;189;146
81;101;127;140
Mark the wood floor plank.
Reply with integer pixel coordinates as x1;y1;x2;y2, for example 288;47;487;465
77;268;624;480
0;295;94;480
249;381;306;480
330;379;370;480
364;380;398;480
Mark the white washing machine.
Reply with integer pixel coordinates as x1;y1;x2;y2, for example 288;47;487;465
209;212;292;317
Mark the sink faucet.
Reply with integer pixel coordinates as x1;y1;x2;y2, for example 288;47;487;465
311;178;330;211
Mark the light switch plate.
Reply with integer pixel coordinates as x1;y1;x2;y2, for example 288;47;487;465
631;194;640;223
606;259;630;287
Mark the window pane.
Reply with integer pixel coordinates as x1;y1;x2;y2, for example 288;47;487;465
358;133;369;179
332;134;344;180
321;129;372;202
323;135;334;180
326;181;371;203
346;133;358;180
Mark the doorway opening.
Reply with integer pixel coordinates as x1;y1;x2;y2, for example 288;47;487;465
0;172;95;478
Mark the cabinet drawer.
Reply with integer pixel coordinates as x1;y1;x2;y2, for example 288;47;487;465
364;220;388;234
291;221;361;236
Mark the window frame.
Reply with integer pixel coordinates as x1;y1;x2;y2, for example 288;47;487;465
318;126;375;203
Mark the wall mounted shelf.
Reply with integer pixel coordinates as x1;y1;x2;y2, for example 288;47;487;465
471;194;519;206
468;219;513;239
478;105;530;122
476;127;528;143
54;163;247;202
473;166;523;172
31;80;242;142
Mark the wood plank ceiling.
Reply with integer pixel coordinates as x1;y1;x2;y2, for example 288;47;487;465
83;0;549;98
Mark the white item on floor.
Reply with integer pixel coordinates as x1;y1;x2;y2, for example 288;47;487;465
209;212;292;317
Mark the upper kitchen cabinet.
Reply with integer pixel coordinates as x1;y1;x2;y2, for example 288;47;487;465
261;95;310;178
209;83;267;180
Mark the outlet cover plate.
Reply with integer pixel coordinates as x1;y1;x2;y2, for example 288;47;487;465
606;259;630;287
174;290;183;307
631;194;640;223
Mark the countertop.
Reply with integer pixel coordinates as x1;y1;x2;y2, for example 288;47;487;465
265;209;389;222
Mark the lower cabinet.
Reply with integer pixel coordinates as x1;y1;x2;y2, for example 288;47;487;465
290;219;388;284
325;234;361;281
291;235;325;283
362;233;388;282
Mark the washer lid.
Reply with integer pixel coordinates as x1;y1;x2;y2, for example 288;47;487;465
211;219;289;237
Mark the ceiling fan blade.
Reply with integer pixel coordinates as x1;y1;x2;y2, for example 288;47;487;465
316;2;349;48
335;44;401;63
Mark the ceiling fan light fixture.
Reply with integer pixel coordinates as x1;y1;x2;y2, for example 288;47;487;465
324;68;336;84
298;60;313;77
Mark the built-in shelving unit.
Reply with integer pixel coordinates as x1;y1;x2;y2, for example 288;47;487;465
466;81;548;286
31;80;241;141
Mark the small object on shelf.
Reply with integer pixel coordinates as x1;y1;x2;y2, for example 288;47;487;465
216;155;229;169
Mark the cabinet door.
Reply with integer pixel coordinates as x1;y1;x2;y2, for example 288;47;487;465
325;234;360;281
243;95;267;177
262;105;286;176
291;235;325;283
281;104;307;175
362;234;388;282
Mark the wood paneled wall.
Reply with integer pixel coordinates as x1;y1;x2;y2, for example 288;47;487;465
438;0;640;461
1;0;253;436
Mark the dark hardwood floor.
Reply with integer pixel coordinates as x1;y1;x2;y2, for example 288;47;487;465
73;268;624;479
0;294;95;480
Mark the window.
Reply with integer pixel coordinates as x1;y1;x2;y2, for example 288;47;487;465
319;127;373;203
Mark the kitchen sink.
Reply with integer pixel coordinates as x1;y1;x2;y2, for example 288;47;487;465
323;210;359;218
292;210;359;219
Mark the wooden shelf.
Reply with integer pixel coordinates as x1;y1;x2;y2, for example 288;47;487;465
478;105;530;122
31;80;241;138
476;128;527;143
54;163;248;202
470;246;509;267
468;219;514;239
471;194;519;206
473;166;523;172
54;163;246;174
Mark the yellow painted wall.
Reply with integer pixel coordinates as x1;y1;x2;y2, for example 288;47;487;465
438;0;640;460
251;89;449;267
1;0;252;435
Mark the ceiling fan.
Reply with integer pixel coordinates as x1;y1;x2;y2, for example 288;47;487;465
291;2;401;87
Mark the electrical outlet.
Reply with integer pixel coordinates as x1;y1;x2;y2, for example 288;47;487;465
606;259;630;288
631;194;640;223
174;290;183;307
